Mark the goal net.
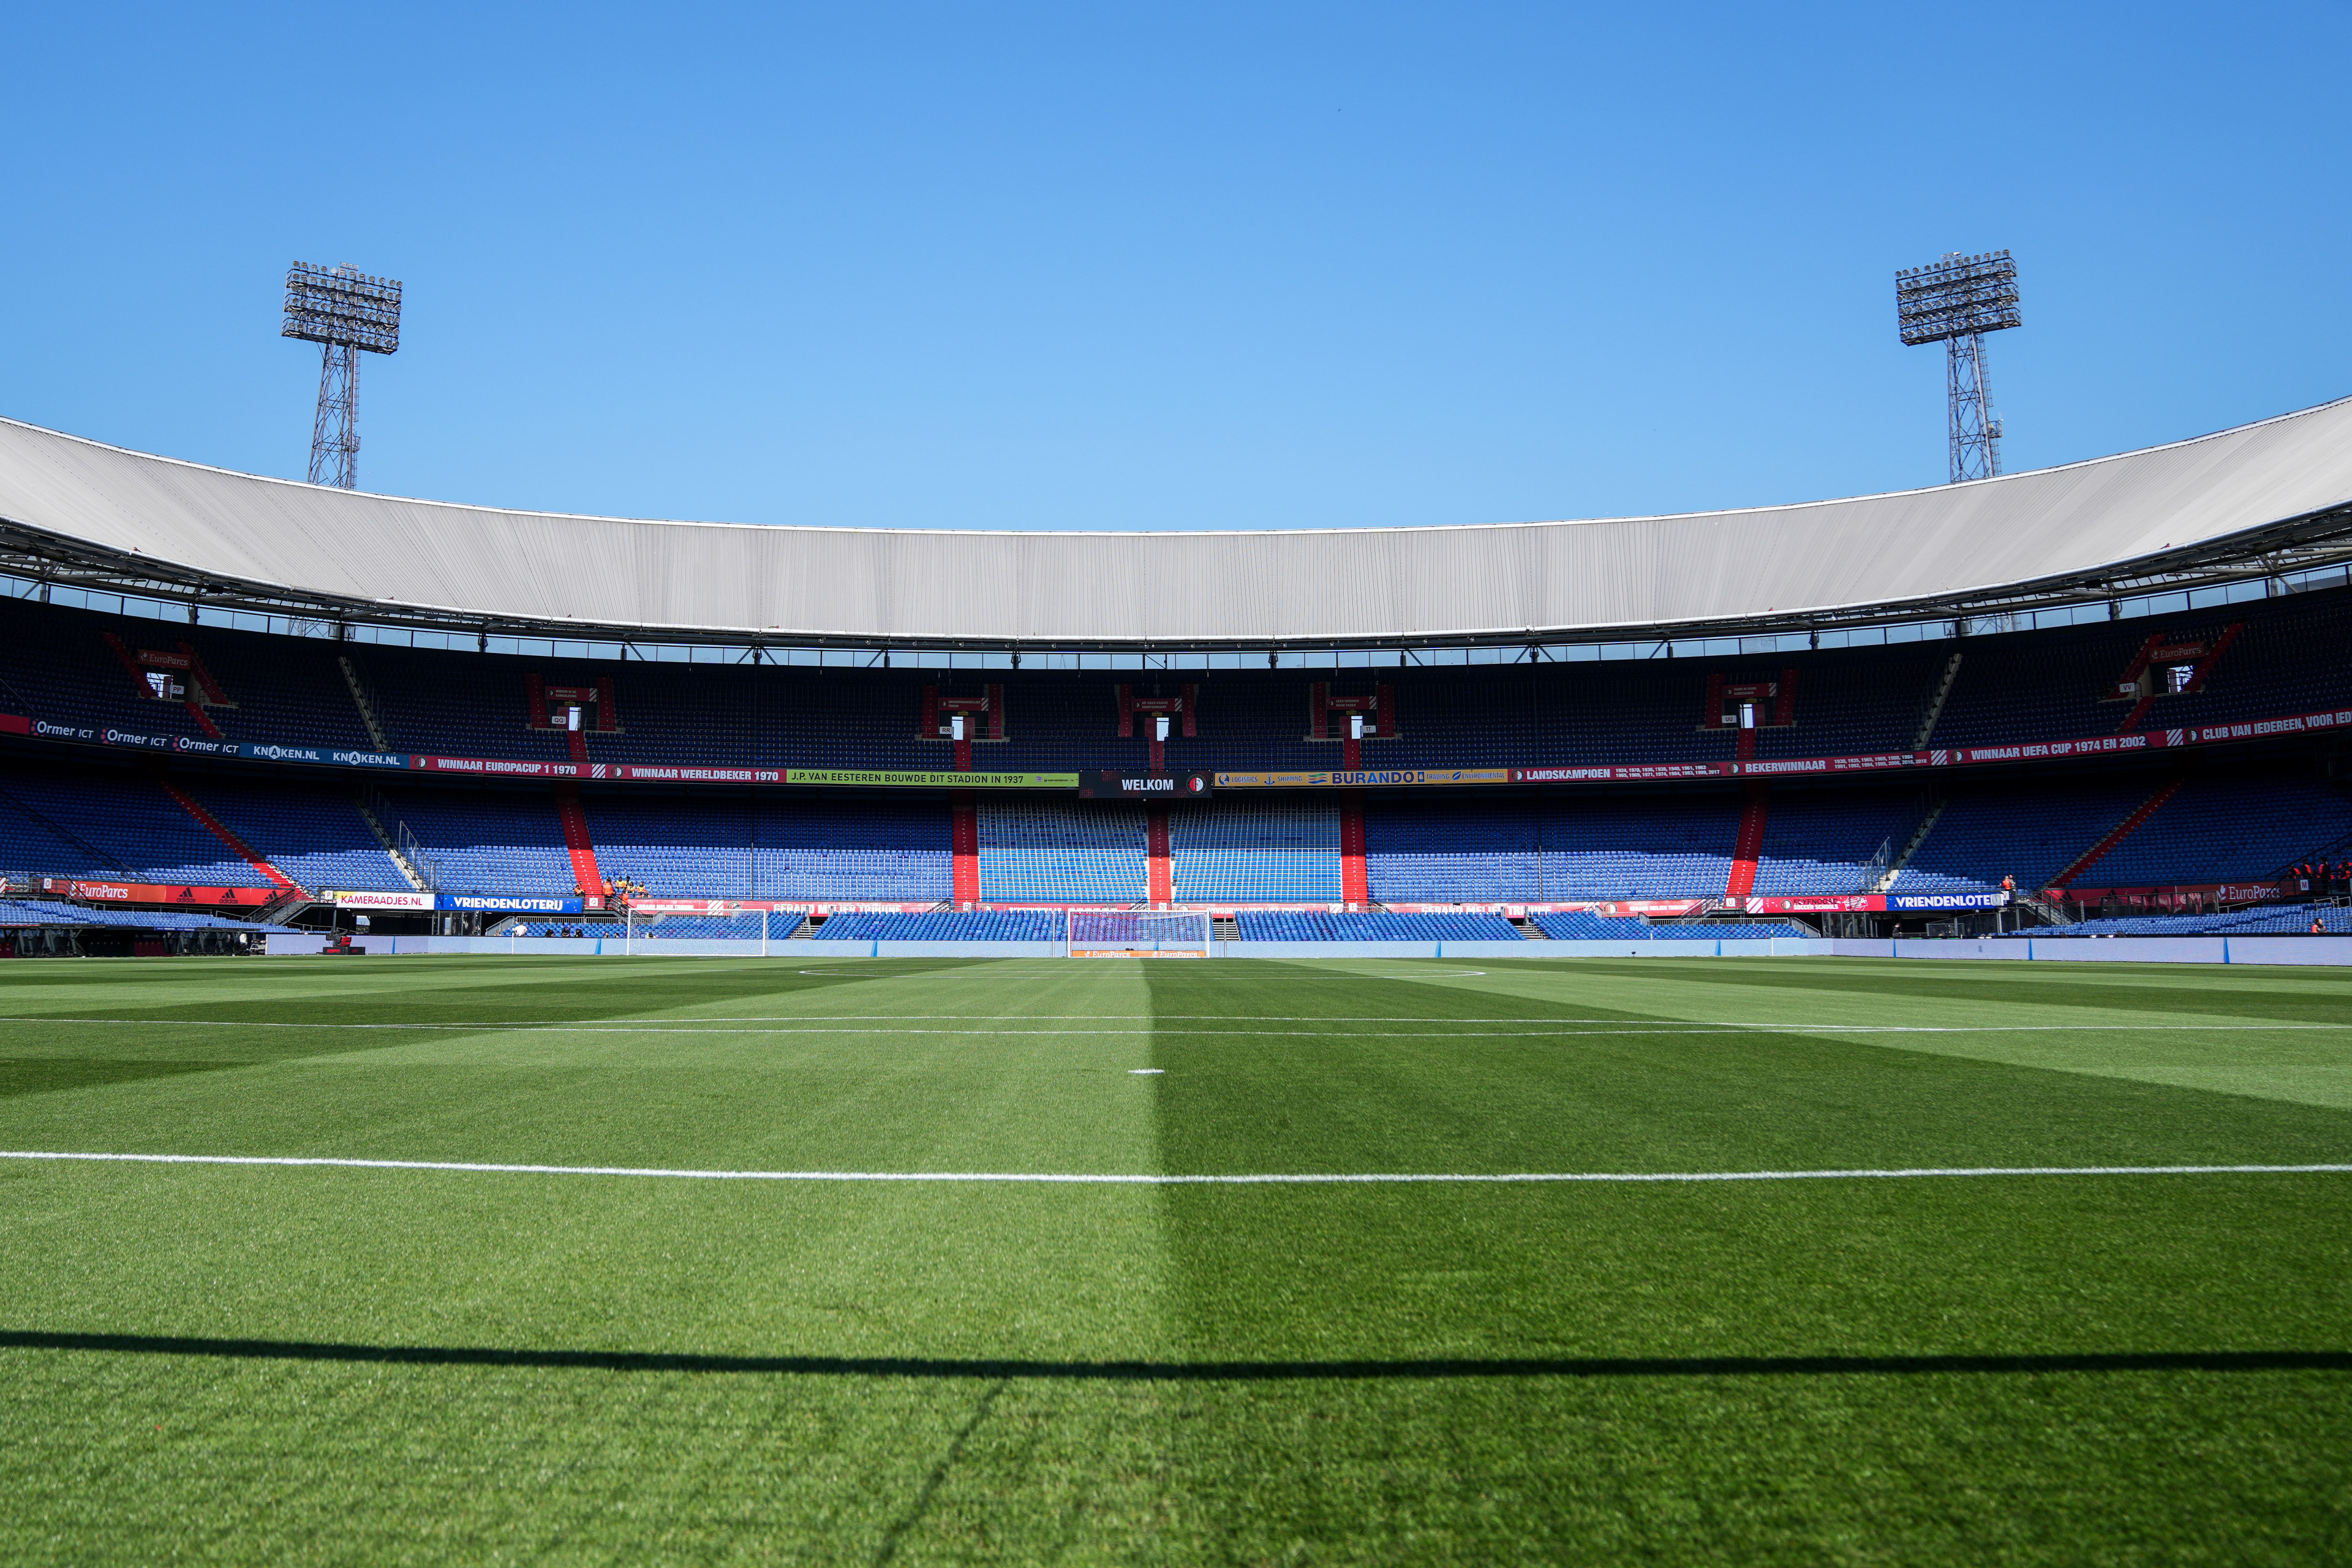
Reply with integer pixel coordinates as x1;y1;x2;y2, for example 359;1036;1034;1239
1068;910;1212;957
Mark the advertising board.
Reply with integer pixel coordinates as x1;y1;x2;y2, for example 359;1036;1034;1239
329;890;436;911
1076;771;1214;799
36;878;280;907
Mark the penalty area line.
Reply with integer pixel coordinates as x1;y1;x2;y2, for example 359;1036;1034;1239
0;1151;2347;1185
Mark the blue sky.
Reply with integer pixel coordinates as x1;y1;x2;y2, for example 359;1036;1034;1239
1;2;2344;532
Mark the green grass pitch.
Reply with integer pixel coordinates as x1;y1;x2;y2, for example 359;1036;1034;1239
1;952;2348;1564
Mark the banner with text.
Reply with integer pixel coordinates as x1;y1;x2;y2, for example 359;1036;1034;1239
783;768;1078;789
328;890;437;910
8;701;2351;790
36;878;282;907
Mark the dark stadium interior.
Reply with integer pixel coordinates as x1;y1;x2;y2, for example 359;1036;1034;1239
1;585;2347;941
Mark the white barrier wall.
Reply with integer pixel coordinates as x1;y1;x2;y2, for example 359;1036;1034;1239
255;933;2352;965
1830;935;2352;966
398;937;1068;958
1209;940;1809;959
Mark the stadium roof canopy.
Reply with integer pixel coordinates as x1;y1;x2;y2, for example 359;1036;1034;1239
2;397;2351;652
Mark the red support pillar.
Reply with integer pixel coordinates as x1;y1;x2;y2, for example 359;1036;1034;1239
950;799;978;907
552;786;605;896
951;791;980;905
1147;807;1172;906
1725;784;1768;901
1340;791;1368;907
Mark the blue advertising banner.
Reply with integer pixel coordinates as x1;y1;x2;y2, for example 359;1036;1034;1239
241;743;411;769
17;719;413;769
437;894;586;914
1886;892;2012;910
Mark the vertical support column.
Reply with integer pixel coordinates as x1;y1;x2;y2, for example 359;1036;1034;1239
1147;807;1172;907
951;791;980;906
552;786;605;897
1340;790;1368;908
1725;783;1769;902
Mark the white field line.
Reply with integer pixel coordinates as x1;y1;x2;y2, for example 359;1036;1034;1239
1;1150;2347;1185
0;1017;2345;1038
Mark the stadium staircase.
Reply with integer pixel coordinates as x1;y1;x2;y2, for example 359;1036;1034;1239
1147;805;1172;905
1211;915;1240;941
337;656;392;751
1340;793;1368;905
2270;821;2352;892
552;786;605;895
1724;785;1769;899
1912;652;1962;748
353;794;429;892
160;780;304;895
1874;796;1947;893
2015;891;2076;927
951;794;980;904
2047;778;2186;889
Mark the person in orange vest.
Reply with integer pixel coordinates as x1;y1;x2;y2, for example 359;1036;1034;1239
2313;914;2326;936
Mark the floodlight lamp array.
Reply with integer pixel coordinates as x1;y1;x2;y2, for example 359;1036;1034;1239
282;262;403;354
1895;249;2021;345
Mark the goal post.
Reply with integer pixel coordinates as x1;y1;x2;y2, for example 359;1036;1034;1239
1068;910;1212;957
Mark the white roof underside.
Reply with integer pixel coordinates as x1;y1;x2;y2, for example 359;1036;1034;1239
1;398;2350;646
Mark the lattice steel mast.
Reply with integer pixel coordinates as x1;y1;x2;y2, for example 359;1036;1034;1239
283;263;402;489
1896;250;2020;483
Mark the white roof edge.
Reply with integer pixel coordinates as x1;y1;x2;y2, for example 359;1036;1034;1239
0;394;2347;644
4;391;2348;540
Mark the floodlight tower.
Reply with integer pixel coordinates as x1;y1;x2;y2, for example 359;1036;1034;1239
1896;250;2020;483
282;262;402;489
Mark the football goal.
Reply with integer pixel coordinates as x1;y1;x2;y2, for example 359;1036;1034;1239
1068;910;1212;957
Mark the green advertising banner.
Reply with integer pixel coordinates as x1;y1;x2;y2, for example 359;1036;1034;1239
782;768;1079;789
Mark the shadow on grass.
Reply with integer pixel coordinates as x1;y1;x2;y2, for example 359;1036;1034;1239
3;1331;2345;1380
